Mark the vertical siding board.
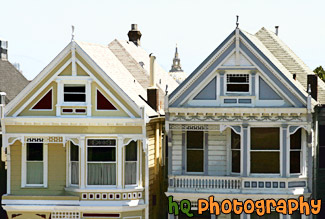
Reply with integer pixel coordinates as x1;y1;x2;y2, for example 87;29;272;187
207;131;227;176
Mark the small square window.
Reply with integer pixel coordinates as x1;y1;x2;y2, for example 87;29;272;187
64;84;86;102
226;74;249;92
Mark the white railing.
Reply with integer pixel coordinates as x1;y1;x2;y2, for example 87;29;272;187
168;175;307;191
169;175;241;190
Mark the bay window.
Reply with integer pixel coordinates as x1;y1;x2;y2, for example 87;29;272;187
26;143;44;185
290;128;302;174
186;131;204;173
250;128;280;174
125;141;138;185
69;142;79;185
231;129;241;173
87;139;116;185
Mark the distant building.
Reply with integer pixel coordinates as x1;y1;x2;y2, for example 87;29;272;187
168;45;186;84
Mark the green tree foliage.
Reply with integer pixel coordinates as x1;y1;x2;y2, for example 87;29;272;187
314;66;325;82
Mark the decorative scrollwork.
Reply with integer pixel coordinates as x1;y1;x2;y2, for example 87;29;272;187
171;115;304;122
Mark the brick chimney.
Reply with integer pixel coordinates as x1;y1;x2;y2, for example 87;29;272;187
0;39;8;60
147;54;159;111
307;74;318;101
128;24;142;46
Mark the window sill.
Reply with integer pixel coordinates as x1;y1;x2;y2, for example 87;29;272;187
21;186;47;189
60;102;88;107
65;186;144;193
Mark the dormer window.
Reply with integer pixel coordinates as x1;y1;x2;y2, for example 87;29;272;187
64;84;86;102
226;74;249;93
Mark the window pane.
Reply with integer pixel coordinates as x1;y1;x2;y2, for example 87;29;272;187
125;162;137;185
27;143;43;161
187;131;203;149
70;142;79;161
71;161;79;185
231;130;240;149
232;151;240;173
87;163;116;185
87;147;116;161
319;125;325;146
64;94;86;102
27;161;43;184
320;147;325;168
64;85;85;92
227;84;249;92
87;139;116;146
251;152;279;173
251;128;279;150
187;150;203;172
126;141;137;161
290;151;300;173
291;211;302;219
228;76;248;83
291;129;301;149
231;213;241;219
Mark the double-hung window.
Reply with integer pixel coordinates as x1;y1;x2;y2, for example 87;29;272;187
290;128;302;174
87;139;116;185
250;128;280;174
186;131;204;173
26;143;45;186
125;141;138;185
231;130;241;173
64;84;86;102
69;142;79;185
226;74;249;93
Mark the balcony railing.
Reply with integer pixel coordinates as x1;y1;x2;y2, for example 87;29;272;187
168;175;307;193
169;175;241;191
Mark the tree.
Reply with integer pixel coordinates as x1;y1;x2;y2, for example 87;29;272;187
314;66;325;82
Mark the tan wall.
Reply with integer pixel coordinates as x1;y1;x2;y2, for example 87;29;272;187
6;125;142;134
11;142;66;196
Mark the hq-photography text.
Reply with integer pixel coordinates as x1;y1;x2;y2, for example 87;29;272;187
168;196;321;217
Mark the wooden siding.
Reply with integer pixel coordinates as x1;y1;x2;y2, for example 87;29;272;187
207;131;227;175
171;131;182;175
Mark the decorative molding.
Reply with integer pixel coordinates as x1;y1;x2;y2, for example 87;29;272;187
169;124;220;131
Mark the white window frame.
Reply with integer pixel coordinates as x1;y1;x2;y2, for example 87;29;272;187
225;73;251;94
21;142;48;187
86;138;117;187
68;141;79;187
185;131;205;174
124;140;139;187
289;128;306;177
248;126;281;176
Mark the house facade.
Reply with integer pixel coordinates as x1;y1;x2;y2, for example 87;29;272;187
165;27;322;219
1;25;178;219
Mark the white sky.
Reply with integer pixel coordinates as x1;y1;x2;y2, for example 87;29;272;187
2;0;325;80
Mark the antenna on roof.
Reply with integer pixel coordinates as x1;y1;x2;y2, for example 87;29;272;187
71;25;75;41
275;26;279;36
236;15;239;28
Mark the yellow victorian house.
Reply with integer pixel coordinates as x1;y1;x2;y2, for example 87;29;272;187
1;25;178;219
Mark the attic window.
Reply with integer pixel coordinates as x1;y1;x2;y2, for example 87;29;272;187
64;84;86;102
226;74;249;92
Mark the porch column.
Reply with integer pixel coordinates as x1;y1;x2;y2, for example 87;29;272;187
80;136;85;188
242;124;249;176
168;130;172;175
282;125;288;177
117;137;123;189
181;132;186;174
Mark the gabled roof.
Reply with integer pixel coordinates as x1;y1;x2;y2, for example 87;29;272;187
76;41;158;117
108;39;179;110
169;27;322;107
0;59;29;103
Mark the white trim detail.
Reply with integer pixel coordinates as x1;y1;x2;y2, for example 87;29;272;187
29;87;53;111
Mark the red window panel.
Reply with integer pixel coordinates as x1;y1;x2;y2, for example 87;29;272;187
32;90;52;110
97;90;117;110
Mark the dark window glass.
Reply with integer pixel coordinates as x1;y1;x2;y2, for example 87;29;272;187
70;142;79;161
27;143;43;161
290;129;301;149
251;152;279;173
319;125;325;168
231;213;241;219
231;130;241;173
291;211;302;219
126;141;137;161
64;84;86;102
187;131;204;172
227;84;249;92
187;131;203;149
87;147;116;162
251;128;279;150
